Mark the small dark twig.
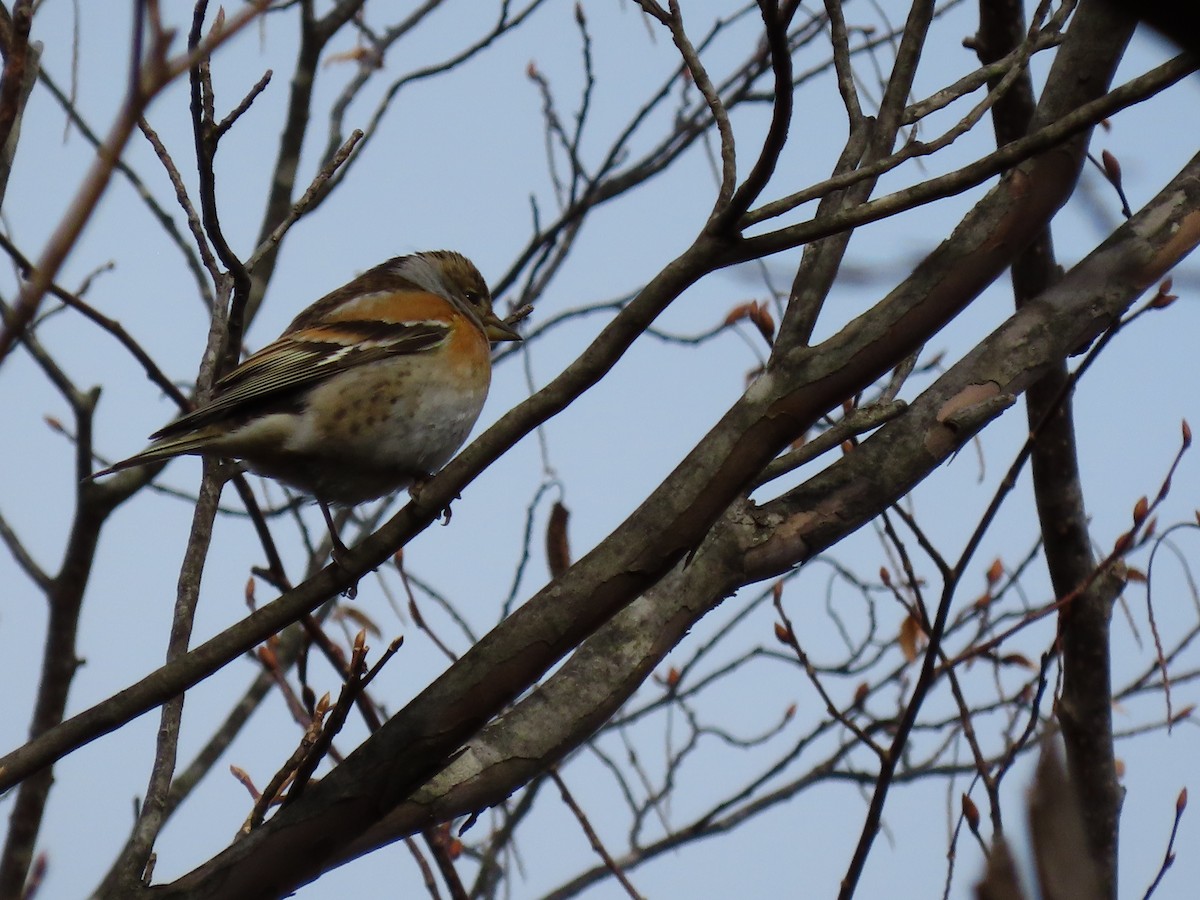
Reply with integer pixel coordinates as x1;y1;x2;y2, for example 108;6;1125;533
1142;788;1188;900
281;633;402;808
215;68;273;140
551;769;645;900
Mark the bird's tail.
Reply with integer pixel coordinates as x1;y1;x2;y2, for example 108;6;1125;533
88;431;221;480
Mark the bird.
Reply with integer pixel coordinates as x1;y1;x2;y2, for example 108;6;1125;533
91;250;521;561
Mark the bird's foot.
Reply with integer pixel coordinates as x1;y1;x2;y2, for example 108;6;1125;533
408;474;455;524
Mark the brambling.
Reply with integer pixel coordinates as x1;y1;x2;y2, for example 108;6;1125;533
93;250;520;557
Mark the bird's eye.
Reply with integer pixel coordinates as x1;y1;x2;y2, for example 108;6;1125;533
464;290;485;307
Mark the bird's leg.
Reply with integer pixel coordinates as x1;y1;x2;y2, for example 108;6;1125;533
319;500;358;599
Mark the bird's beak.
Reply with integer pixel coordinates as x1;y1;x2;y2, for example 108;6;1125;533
483;313;522;343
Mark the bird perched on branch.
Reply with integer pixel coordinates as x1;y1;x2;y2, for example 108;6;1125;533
92;250;521;558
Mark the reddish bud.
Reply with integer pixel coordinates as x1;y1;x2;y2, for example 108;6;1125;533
1132;496;1149;526
880;567;891;587
1178;787;1189;813
229;765;259;798
853;681;870;708
547;501;571;578
986;558;1004;586
1149;279;1179;309
1101;149;1123;187
1183;419;1192;449
665;666;681;689
783;702;797;720
961;794;981;831
257;645;278;670
774;621;793;645
1112;531;1133;556
314;692;332;718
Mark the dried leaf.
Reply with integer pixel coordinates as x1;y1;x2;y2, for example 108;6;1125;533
1125;566;1147;583
323;46;378;68
898;614;925;663
748;302;775;344
722;301;756;327
547;500;571;578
